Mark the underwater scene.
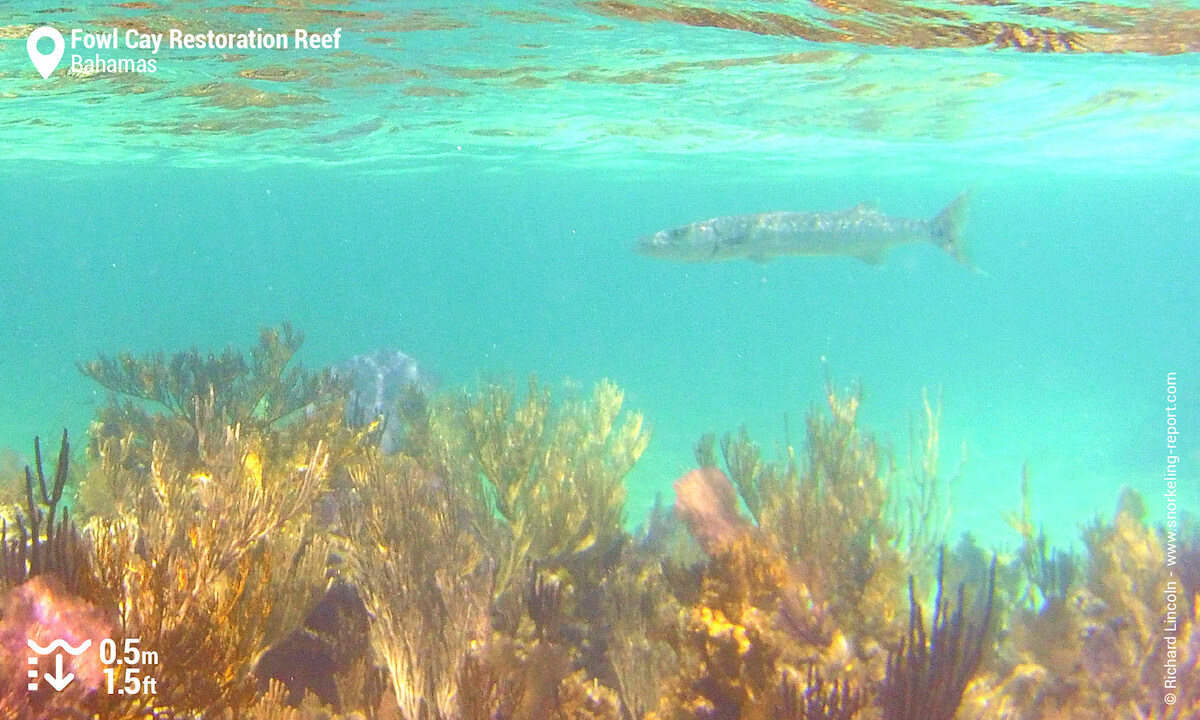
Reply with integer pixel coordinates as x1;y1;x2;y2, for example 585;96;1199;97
2;0;1199;718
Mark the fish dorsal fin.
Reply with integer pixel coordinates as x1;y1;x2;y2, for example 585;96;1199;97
852;200;880;213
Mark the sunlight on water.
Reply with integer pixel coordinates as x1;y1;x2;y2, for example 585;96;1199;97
1;0;1199;172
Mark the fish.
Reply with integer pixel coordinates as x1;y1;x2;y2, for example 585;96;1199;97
635;194;969;267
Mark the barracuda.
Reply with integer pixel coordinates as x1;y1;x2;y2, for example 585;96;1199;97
635;194;968;267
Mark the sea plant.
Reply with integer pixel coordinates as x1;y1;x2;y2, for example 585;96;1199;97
880;550;996;720
1074;489;1177;716
601;547;681;720
964;488;1199;720
85;421;331;717
650;507;855;720
696;387;950;657
0;431;98;601
453;377;648;598
649;533;792;720
395;372;651;698
1005;464;1080;611
81;323;332;437
79;323;352;489
777;667;866;720
15;333;1199;720
361;377;648;720
896;390;958;574
340;451;492;720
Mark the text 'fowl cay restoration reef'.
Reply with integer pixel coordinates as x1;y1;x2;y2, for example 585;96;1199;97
1;326;1196;720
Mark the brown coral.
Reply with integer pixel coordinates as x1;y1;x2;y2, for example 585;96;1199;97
1;431;102;605
692;388;949;679
966;488;1197;720
651;532;841;720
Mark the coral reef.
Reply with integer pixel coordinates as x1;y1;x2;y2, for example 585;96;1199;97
690;388;957;682
86;424;332;716
79;323;356;491
81;324;333;441
1;431;100;604
451;378;647;597
0;328;1189;720
2;329;341;718
672;466;751;553
777;668;865;720
963;485;1200;720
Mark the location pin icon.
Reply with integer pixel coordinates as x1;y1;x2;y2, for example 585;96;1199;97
27;27;65;79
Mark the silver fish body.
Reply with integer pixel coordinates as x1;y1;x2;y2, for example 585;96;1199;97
636;195;968;266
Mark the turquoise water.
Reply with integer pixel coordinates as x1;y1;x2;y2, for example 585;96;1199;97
2;164;1196;546
2;0;1198;548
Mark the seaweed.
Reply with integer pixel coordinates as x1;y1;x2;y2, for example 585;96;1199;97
87;424;331;717
1004;464;1080;612
1028;527;1078;609
964;487;1200;720
398;378;647;602
777;667;866;720
9;327;1195;720
658;388;969;720
1180;523;1200;610
249;678;376;720
80;323;351;487
602;548;681;720
895;390;957;575
701;388;928;652
340;452;492;720
880;550;996;720
1075;488;1176;714
81;323;331;435
649;528;847;720
457;378;647;597
256;580;375;710
525;564;567;644
0;431;101;604
650;534;789;720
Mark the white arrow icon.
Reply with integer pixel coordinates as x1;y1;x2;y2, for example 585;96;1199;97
27;26;65;80
26;638;90;693
43;653;75;692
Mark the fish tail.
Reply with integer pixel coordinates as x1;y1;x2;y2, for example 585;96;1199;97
932;193;970;267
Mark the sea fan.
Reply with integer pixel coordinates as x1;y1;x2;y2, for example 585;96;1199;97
880;550;996;720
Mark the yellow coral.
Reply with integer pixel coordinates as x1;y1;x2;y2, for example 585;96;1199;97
695;607;752;656
702;388;926;657
244;450;264;491
973;488;1191;720
410;377;648;600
